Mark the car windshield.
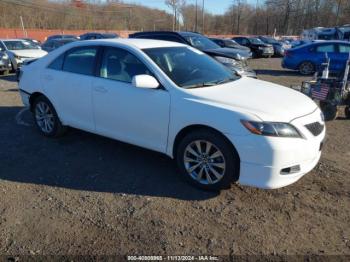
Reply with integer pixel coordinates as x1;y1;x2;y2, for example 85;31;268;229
249;38;264;45
143;46;239;89
3;40;38;50
224;40;240;48
183;35;220;50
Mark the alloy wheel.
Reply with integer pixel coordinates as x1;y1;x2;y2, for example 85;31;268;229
299;62;314;75
183;140;226;185
35;101;55;134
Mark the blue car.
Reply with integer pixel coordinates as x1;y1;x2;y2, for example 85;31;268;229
282;41;350;75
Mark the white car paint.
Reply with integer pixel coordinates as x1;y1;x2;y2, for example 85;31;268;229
0;39;47;70
18;39;325;189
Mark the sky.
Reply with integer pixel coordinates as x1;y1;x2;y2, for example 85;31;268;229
122;0;257;15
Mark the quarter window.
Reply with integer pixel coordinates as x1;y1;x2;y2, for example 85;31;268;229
99;47;151;82
62;47;98;75
48;53;64;70
316;44;335;53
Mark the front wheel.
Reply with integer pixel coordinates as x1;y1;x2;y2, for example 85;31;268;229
176;129;239;191
320;101;338;121
33;96;67;137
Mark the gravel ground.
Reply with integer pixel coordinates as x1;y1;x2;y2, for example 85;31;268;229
0;58;349;258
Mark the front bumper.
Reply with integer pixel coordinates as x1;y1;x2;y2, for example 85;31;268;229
227;109;325;189
0;59;11;71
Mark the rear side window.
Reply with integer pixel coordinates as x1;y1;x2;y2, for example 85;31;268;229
316;44;335;53
62;47;98;75
48;53;64;70
339;44;350;53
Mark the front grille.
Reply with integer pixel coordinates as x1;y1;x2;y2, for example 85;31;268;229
305;122;324;136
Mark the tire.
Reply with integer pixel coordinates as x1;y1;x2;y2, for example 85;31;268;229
299;61;315;75
320;101;338;121
345;106;350;119
32;95;67;137
176;129;240;191
0;70;9;76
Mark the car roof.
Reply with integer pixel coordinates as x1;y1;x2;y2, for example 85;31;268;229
77;38;185;49
1;39;26;42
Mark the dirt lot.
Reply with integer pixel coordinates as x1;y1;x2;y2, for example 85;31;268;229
0;58;349;258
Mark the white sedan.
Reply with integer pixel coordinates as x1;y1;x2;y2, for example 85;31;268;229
0;39;47;70
18;39;325;190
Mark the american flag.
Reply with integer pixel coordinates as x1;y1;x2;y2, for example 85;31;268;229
311;83;330;101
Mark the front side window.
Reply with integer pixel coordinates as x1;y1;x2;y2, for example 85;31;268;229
316;44;335;53
62;47;98;75
143;47;239;89
339;44;350;53
100;47;151;82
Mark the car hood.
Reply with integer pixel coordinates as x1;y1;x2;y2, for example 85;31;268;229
8;49;47;58
186;77;318;122
204;48;249;60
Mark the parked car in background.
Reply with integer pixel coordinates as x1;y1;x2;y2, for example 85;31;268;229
290;40;312;48
130;31;256;78
282;41;350;75
210;38;252;59
18;39;325;190
258;36;286;57
232;37;274;58
46;34;79;41
41;38;78;52
79;32;119;40
0;43;11;75
21;38;41;47
0;39;47;70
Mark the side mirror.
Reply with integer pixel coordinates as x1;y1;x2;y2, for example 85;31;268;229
132;75;159;89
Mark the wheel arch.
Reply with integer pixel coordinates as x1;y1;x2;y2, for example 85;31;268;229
171;124;241;163
29;92;46;112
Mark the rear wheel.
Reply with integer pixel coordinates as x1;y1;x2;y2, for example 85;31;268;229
345;106;350;119
32;96;67;137
320;101;338;121
176;129;239;191
299;61;315;75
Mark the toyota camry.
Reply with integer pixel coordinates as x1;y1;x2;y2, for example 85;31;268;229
18;39;325;190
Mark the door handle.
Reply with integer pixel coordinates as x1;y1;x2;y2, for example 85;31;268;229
94;86;108;93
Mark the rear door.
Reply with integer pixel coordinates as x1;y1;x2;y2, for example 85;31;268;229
336;43;350;71
41;46;99;132
314;43;338;71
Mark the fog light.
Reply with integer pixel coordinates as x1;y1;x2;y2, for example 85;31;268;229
280;165;300;175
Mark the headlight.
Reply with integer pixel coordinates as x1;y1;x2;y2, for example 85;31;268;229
258;47;264;50
0;52;8;59
241;120;303;138
214;56;238;66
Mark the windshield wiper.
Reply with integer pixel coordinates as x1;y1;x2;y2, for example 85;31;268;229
183;82;218;89
184;78;236;89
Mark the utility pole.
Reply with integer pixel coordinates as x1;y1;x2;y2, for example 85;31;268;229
195;0;198;32
202;0;205;34
20;16;27;37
